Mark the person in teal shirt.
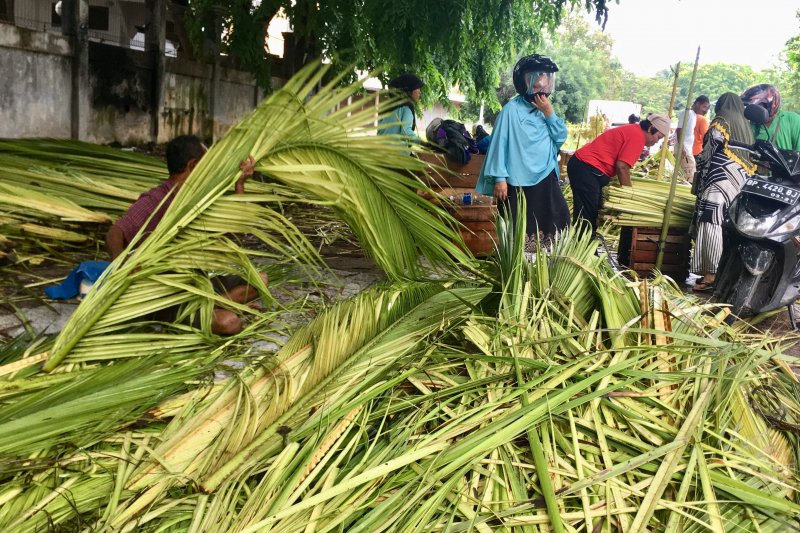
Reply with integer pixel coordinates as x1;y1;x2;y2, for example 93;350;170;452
378;73;424;148
476;55;569;249
741;84;800;151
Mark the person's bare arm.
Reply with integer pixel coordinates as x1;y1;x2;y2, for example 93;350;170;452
105;224;126;260
615;160;633;187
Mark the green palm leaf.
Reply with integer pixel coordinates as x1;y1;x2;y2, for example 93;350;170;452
39;62;472;371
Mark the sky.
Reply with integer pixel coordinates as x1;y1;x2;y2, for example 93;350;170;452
588;0;799;76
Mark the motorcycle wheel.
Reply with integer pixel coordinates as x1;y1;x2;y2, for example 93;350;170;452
723;271;759;318
712;248;759;318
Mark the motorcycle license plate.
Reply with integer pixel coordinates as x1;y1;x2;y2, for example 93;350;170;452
742;178;800;204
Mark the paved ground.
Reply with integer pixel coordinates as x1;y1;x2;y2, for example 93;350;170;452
2;244;799;359
0;239;383;341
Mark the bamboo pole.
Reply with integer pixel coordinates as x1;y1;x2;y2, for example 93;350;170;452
656;63;681;182
656;47;700;271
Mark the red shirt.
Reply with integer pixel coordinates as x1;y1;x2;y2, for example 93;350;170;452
574;124;645;177
115;179;180;247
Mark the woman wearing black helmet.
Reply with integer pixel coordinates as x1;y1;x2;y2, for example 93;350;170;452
475;54;570;250
741;84;800;151
378;73;425;149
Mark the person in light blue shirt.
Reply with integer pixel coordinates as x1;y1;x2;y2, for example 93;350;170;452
476;55;569;249
378;73;424;148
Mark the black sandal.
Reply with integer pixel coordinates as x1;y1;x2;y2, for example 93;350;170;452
693;281;715;292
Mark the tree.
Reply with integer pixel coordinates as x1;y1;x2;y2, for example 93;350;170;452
780;10;800;111
657;63;763;111
629;75;672;115
182;0;613;103
461;15;624;125
545;16;624;122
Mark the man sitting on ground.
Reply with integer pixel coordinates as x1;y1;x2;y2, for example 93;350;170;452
106;134;267;335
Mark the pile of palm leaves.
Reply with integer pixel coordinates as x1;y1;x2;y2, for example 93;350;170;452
0;140;166;259
1;64;799;532
1;221;799;531
0;139;352;267
3;63;471;373
599;150;695;229
601;177;696;228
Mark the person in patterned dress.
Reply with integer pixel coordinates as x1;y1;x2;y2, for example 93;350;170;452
690;93;756;292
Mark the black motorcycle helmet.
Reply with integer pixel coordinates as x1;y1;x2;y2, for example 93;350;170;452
512;54;559;101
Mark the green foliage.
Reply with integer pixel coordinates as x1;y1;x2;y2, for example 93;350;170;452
459;68;516;125
182;0;612;99
183;0;282;88
780;11;800;111
659;63;764;111
546;17;622;122
461;15;622;125
630;75;673;115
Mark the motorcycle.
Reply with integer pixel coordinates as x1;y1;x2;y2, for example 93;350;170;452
712;104;800;318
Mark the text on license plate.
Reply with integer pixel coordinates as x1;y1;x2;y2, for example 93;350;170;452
743;178;800;203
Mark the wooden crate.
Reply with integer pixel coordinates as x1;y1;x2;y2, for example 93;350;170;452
415;154;497;257
619;226;690;279
443;201;497;257
456;217;496;256
417;152;484;189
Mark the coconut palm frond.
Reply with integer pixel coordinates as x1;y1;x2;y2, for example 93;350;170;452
38;62;472;372
0;354;213;461
0;182;112;224
0;281;481;532
87;281;488;530
3;225;800;531
248;69;471;279
0;138;166;182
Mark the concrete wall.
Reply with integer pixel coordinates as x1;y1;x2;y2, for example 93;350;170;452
0;21;270;144
86;40;153;144
160;59;266;142
162;66;211;141
213;66;261;141
0;24;72;138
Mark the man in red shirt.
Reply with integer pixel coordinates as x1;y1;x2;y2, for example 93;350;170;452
693;105;710;157
566;113;671;232
106;135;266;335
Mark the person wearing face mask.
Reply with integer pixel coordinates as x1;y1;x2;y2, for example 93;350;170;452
567;113;671;234
741;84;800;151
475;54;570;250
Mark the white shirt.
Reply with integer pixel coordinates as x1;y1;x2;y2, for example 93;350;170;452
676;109;696;153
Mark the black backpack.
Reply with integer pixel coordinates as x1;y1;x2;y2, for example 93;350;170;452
434;120;478;165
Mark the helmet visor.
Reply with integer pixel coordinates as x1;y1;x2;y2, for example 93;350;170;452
525;71;556;97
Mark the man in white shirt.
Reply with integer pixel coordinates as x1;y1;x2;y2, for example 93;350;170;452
675;95;710;182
